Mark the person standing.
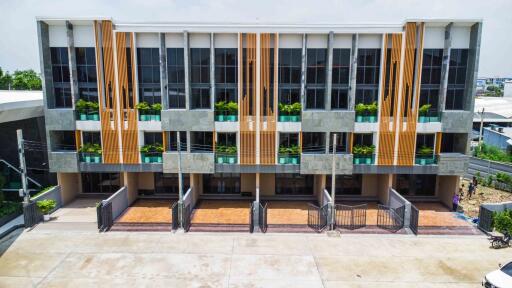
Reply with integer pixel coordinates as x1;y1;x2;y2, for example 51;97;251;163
452;193;460;212
468;182;475;199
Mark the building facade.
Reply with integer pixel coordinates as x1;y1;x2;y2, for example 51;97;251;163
37;18;481;209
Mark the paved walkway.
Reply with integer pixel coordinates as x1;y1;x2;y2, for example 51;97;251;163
0;225;510;287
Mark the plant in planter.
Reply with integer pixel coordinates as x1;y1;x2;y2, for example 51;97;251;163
151;103;162;121
76;99;100;120
79;143;102;163
135;102;151;121
226;101;238;121
418;104;431;123
214;101;226;121
278;103;290;122
140;143;164;163
353;145;375;164
290;102;302;122
417;145;434;165
366;102;378;122
355;103;367;122
37;199;57;221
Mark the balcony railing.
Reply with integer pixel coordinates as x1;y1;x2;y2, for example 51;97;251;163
278;115;301;122
80;152;102;163
278;154;300;165
214;111;238;122
415;154;438;165
353;154;375;165
141;152;163;163
418;111;441;123
76;109;100;121
139;110;161;121
215;154;238;164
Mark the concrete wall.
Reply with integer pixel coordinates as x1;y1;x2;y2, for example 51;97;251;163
49;152;79;173
124;172;139;204
300;154;353;175
163;152;215;173
260;174;275;196
190;173;203;196
377;174;392;204
241;173;256;195
441;111;472;133
45;109;76;131
361;174;378;197
161;110;214;131
137;172;154;190
57;172;80;204
437;175;459;208
314;174;326;204
301;111;355;132
438;153;469;175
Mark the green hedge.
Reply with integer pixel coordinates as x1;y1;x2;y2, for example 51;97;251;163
474;143;512;163
0;201;22;218
493;210;512;234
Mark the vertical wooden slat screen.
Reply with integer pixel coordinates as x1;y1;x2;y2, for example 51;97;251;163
435;132;442;155
75;131;82;151
397;22;424;165
95;20;121;163
377;33;402;165
240;33;257;165
259;33;277;164
116;32;139;163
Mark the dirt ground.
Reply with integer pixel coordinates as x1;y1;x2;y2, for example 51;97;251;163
459;179;512;218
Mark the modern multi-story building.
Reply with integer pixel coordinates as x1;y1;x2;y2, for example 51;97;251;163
36;18;481;222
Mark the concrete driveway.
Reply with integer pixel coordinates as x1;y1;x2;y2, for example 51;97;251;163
0;227;511;287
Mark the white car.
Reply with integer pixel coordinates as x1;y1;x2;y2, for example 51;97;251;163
483;262;512;288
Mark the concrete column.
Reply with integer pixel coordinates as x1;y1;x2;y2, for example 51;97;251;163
253;173;261;232
256;33;261;164
66;21;79;107
57;173;80;205
183;31;190;110
37;21;54;109
348;34;359;110
159;33;169;109
438;23;453;112
210;33;215;109
326;32;334;110
325;132;330;154
465;23;482;112
300;34;307;108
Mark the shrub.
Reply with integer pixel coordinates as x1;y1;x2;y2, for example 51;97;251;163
0;201;22;218
366;102;378;115
474;143;512;163
75;99;99;113
353;145;375;155
493;210;512;234
79;143;102;154
216;145;237;154
279;145;299;155
226;101;238;115
214;101;226;111
419;104;431;116
36;199;57;215
140;143;164;153
278;102;301;116
151;103;162;111
496;172;512;185
355;103;366;115
135;101;151;111
418;145;434;156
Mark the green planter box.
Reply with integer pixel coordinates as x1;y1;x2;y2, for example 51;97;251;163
278;115;300;122
139;113;161;121
278;155;299;164
226;115;237;122
216;156;225;164
216;115;225;122
141;153;162;163
79;113;88;121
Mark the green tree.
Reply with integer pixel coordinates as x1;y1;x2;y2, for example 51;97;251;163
0;67;13;90
11;70;42;90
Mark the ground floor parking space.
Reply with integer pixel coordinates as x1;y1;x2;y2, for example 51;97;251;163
414;202;481;235
189;200;251;232
0;227;510;287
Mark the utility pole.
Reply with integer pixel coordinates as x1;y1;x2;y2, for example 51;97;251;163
330;133;337;230
177;131;184;229
17;129;29;203
479;107;485;152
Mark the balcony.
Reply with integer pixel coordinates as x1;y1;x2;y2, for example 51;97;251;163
355;102;378;123
278;154;300;165
214;101;238;122
415;154;438;165
353;154;375;165
141;152;163;163
278;102;301;122
79;152;102;163
76;109;100;121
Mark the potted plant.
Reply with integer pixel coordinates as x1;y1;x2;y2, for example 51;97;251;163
76;99;89;120
278;103;289;122
364;145;375;164
417;145;434;165
289;145;300;164
140;143;163;163
214;101;226;121
151;103;162;121
278;146;288;164
79;143;102;163
290;102;302;122
355;103;366;122
37;199;57;221
418;104;431;123
135;102;151;121
216;144;226;163
366;102;378;122
225;145;237;163
226;101;238;121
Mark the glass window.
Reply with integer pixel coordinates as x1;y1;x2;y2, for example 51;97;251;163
217;132;236;146
329;132;347;152
215;48;238;104
446;49;468;110
167;131;187;151
51;131;76;151
144;132;163;146
50;47;72;108
137;48;161;104
191;88;211;109
395;174;436;196
331;88;348;110
75;47;98;102
355;49;380;106
353;133;373;146
302;132;325;154
167;48;186;109
153;173;189;195
203;173;241;194
279;133;299;148
82;131;101;145
416;134;435;150
420;49;443;111
278;48;302;105
305;49;327;109
81;173;120;194
190;48;211;109
190;131;213;152
275;174;314;195
326;174;362;195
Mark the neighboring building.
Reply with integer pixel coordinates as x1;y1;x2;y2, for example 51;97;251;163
37;18;481;213
504;80;512;98
483;125;512;152
0;90;55;200
473;96;512;132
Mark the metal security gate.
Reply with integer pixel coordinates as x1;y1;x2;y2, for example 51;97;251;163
335;204;367;230
410;204;419;235
478;205;493;233
259;202;268;233
307;203;329;232
377;204;405;232
249;202;254;233
171;202;179;230
23;202;40;228
99;202;113;232
182;203;191;232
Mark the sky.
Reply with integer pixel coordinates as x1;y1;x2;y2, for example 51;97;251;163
0;0;511;77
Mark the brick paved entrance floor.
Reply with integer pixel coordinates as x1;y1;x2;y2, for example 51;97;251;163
116;199;174;224
191;200;250;225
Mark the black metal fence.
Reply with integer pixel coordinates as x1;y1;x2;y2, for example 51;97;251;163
183;203;191;232
335;204;367;230
307;203;329;232
23;202;40;228
259;202;268;233
96;204;103;230
99;202;113;232
249;202;254;233
377;204;405;232
171;202;179;230
478;205;494;233
410;204;419;235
